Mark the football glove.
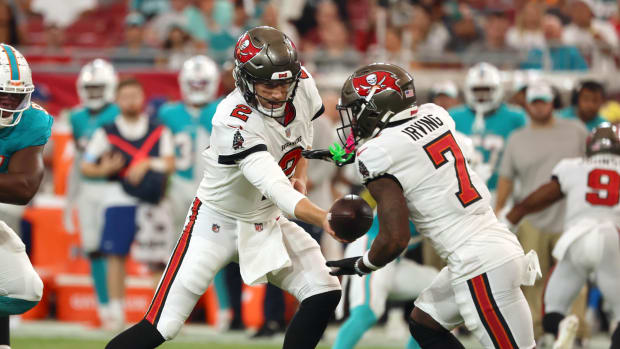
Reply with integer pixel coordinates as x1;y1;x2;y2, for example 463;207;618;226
326;256;369;276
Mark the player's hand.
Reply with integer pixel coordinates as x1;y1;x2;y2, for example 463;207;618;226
497;207;518;234
290;178;307;195
326;257;369;276
127;159;150;186
100;152;125;176
321;214;347;243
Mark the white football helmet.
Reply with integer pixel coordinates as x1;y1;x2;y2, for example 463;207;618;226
77;59;118;110
0;44;34;128
464;62;504;114
179;55;220;106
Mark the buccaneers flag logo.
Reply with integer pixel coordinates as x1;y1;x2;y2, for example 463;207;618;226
235;33;262;63
351;71;402;97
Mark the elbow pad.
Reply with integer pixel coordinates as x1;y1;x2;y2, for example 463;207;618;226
239;151;306;217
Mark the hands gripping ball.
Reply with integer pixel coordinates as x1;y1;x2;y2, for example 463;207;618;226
328;195;373;242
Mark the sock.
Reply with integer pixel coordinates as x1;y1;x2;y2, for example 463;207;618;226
90;256;109;305
408;317;464;349
106;319;165;349
0;316;8;345
543;312;564;336
333;305;377;349
611;322;620;349
406;336;422;349
109;299;125;324
213;269;230;311
282;290;341;349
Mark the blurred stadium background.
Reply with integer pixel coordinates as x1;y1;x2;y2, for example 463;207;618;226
2;0;620;347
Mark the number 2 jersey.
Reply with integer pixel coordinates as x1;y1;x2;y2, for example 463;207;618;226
196;67;323;222
552;154;620;228
355;103;523;283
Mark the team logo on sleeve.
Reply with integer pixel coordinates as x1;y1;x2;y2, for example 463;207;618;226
358;160;370;178
352;71;402;97
235;33;262;63
233;130;244;150
254;223;263;232
212;224;220;233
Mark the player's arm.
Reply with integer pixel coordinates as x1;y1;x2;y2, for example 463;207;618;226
0;145;45;205
494;176;514;213
326;176;410;276
506;177;564;225
239;151;338;238
80;129;125;178
290;155;309;195
363;177;411;269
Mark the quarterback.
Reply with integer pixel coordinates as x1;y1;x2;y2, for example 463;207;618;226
505;123;620;349
0;44;50;349
107;27;340;349
327;63;539;349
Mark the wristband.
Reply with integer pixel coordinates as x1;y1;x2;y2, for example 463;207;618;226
362;250;380;271
354;258;370;276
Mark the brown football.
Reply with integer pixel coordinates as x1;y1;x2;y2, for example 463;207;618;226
328;194;373;242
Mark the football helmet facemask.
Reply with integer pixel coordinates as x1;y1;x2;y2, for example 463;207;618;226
0;44;34;128
336;63;417;152
233;26;301;118
464;62;504;114
179;55;220;106
586;123;620;157
77;59;118;111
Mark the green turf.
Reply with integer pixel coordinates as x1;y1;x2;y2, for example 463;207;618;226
13;337;385;349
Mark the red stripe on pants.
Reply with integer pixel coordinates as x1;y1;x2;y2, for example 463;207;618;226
470;275;515;349
145;198;201;324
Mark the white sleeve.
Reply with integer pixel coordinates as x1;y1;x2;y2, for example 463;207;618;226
158;127;174;157
239;151;307;217
355;143;394;185
211;120;267;164
83;128;110;163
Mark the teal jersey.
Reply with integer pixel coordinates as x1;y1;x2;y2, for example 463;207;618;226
69;103;120;152
366;215;419;249
157;100;219;180
557;106;607;131
0;104;53;173
449;103;527;190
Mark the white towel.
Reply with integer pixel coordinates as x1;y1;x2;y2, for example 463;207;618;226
237;218;292;285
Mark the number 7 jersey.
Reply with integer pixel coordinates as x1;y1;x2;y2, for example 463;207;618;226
355;103;518;263
196;67;323;222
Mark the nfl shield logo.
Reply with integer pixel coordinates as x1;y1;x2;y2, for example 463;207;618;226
212;224;220;233
285;128;291;137
255;223;263;232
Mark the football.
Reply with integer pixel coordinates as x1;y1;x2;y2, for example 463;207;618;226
328;194;374;242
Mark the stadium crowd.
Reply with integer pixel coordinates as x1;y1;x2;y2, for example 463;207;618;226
1;0;620;348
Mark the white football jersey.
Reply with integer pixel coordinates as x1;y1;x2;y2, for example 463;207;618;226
197;67;323;222
355;103;522;279
552;154;620;227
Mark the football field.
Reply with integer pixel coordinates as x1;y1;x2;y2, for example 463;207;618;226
9;320;612;349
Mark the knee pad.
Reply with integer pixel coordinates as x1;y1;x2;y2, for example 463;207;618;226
408;317;464;349
301;290;341;311
543;312;564;336
0;296;39;316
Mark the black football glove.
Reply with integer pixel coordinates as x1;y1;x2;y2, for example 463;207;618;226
326;256;369;276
